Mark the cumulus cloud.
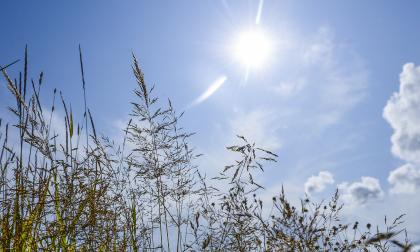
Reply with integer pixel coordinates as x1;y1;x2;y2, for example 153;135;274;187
383;63;420;163
388;163;420;194
338;177;384;205
383;63;420;194
304;171;334;194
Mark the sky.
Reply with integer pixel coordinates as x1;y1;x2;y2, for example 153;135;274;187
1;0;420;242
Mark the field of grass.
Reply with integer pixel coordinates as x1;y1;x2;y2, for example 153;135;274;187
0;48;413;251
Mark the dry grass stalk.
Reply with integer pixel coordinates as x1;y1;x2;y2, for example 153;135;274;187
0;48;413;251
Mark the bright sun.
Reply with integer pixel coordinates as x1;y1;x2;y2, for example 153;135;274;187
232;28;273;69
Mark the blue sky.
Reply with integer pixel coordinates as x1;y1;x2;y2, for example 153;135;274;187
1;0;420;240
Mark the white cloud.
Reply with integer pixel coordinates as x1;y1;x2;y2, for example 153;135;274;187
272;78;306;97
338;177;384;205
383;63;420;194
388;163;420;194
304;171;334;194
302;27;334;65
384;63;420;163
305;28;367;127
230;108;281;150
1;107;68;150
412;245;420;252
267;26;368;128
43;108;67;138
338;192;420;245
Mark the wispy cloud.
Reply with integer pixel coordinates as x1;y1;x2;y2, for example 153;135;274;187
230;108;281;150
261;26;368;129
271;78;306;97
301;27;368;127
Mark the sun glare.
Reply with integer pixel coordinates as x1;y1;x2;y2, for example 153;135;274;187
232;28;273;69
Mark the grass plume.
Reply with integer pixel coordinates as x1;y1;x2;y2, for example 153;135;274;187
0;48;414;251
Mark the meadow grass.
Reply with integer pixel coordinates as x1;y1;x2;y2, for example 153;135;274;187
0;48;414;251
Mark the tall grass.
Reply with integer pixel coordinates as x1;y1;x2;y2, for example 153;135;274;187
0;48;414;251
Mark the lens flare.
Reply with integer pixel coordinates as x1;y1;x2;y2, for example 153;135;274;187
192;75;227;106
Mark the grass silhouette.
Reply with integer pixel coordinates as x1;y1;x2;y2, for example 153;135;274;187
0;48;413;251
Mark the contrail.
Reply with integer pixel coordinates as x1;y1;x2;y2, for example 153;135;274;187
190;75;227;107
255;0;264;24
